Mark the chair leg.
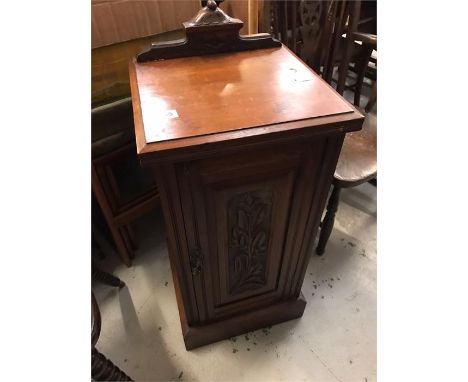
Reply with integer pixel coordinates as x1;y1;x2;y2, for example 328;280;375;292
92;261;125;288
316;185;341;256
123;225;138;252
365;80;377;112
92;240;106;261
92;164;133;267
119;227;136;260
92;225;117;259
92;347;133;381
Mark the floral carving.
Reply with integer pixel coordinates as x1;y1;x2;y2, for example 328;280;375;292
228;191;272;295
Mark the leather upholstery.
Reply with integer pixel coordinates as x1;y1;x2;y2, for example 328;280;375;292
92;97;134;157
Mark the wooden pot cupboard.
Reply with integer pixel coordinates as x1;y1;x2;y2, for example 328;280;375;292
129;0;364;350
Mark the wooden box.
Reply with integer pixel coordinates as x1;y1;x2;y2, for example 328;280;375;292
129;1;363;350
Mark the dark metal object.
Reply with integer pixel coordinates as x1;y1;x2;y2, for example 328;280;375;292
92;260;125;288
92;348;133;381
189;247;203;276
92;289;132;380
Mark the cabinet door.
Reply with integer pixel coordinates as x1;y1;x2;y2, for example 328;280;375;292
176;140;329;323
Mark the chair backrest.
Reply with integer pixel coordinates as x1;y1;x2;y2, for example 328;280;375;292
262;0;361;95
91;98;133;143
298;0;336;74
333;0;361;95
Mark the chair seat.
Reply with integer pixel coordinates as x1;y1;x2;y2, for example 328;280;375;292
334;112;376;187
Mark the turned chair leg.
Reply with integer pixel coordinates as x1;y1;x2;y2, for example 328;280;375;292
92;261;125;288
316;185;341;256
365;80;377;113
92;347;133;381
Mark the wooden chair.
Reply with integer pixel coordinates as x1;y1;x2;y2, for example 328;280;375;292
350;32;377;109
353;1;377;106
261;0;376;255
262;0;334;70
92;290;133;381
321;2;377;111
92;29;194;267
314;4;377;256
92;98;160;267
263;0;375;103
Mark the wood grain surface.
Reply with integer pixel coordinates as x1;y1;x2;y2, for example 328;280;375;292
131;45;354;146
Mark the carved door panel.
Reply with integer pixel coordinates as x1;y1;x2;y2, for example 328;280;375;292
176;140;327;323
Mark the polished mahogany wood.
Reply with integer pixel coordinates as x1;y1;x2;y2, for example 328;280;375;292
130;2;363;350
151;135;347;350
131;46;355;147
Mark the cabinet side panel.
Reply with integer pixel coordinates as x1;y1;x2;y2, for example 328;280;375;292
289;133;346;296
153;165;199;325
274;133;345;299
274;137;327;298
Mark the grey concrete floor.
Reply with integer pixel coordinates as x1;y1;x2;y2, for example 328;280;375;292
94;178;376;382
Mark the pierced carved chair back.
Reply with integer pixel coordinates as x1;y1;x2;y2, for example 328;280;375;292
298;1;333;72
262;1;334;71
262;0;361;95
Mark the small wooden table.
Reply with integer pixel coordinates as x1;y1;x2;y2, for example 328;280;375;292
129;1;363;350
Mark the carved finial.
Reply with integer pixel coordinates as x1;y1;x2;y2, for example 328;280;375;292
207;0;217;11
136;0;281;63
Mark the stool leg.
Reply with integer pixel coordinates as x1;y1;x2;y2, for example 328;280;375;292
92;261;125;288
316;185;341;256
92;347;133;381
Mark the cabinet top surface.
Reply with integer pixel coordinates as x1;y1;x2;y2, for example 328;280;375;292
130;45;360;153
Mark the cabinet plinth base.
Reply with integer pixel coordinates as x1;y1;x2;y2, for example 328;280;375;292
181;293;307;350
